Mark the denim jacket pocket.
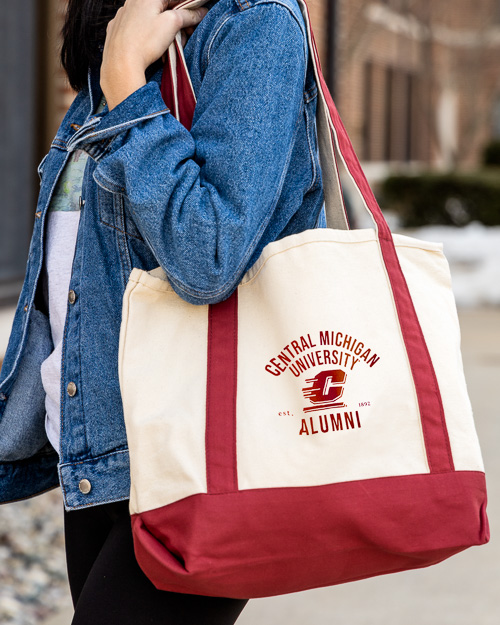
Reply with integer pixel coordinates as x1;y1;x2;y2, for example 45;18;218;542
96;184;145;242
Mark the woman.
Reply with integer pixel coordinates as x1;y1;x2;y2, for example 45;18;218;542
0;0;324;621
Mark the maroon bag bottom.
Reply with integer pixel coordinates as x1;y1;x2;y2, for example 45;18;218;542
131;471;489;598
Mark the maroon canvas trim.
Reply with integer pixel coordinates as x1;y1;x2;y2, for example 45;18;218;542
377;236;454;473
205;292;239;494
316;70;453;473
132;471;488;598
305;9;453;473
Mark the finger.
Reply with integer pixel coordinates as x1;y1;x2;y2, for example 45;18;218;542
169;7;208;30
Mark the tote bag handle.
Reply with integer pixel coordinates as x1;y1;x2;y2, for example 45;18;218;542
161;0;454;475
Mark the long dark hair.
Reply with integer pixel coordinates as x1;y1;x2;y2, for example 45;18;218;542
60;0;125;92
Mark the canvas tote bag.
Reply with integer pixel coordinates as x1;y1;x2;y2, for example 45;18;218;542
118;0;489;598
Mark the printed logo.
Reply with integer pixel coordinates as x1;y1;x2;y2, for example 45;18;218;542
302;369;346;413
264;329;381;436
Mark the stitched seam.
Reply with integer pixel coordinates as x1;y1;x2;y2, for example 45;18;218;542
94;169;126;194
206;13;239;66
241;238;380;286
67;108;169;151
78;163;92;455
59;448;129;470
116;195;133;285
205;297;239;495
253;0;307;46
375;237;452;473
206;306;214;492
206;1;307;66
97;185;145;241
37;154;49;182
67;119;102;145
392;244;443;252
232;296;238;491
77;287;87;454
127;280;175;294
99;219;145;241
304;86;318;103
372;236;430;472
387;243;453;472
116;279;139;440
119;228;129;290
113;194;128;288
59;310;70;464
304;99;318;194
96;136;118;161
193;470;474;497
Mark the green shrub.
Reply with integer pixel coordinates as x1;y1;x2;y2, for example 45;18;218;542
381;171;500;227
483;140;500;166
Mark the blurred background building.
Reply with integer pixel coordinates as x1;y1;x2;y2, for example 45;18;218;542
1;0;500;305
334;0;500;171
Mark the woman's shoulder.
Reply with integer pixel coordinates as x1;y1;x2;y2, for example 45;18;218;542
205;0;306;37
196;0;307;62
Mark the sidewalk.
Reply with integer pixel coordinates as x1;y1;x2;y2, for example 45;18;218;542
42;308;499;624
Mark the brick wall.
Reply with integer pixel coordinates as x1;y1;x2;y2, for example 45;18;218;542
335;0;500;167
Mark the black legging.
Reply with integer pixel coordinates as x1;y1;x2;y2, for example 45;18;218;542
64;499;248;625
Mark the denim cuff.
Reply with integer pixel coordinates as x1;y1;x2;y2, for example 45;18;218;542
66;81;170;159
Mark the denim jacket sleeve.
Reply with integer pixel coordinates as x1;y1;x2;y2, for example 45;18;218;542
86;2;307;304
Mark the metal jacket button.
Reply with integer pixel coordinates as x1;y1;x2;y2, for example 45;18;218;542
68;290;76;304
67;382;77;397
79;479;91;494
35;211;42;218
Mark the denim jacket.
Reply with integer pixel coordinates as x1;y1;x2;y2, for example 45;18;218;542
0;0;324;510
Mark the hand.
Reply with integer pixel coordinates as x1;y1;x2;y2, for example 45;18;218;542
101;0;208;111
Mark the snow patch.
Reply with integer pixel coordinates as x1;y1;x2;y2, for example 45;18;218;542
402;223;500;308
